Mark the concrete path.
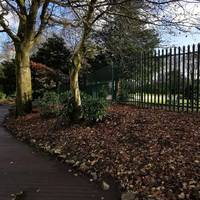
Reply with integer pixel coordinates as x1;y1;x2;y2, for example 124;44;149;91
0;105;120;200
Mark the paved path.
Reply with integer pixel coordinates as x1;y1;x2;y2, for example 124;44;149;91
0;105;120;200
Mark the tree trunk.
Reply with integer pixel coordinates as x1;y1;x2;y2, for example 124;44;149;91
69;68;82;120
15;44;32;116
115;79;121;100
69;51;83;121
70;68;81;106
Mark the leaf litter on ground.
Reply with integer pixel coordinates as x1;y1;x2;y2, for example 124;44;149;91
6;104;200;200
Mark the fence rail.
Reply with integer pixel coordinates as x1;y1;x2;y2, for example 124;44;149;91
86;44;200;113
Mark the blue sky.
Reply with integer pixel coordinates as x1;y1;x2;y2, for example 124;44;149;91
158;1;200;47
1;28;200;53
1;1;200;51
161;31;200;47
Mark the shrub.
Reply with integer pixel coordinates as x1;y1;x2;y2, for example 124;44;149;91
59;91;72;104
82;93;108;122
39;90;73;119
118;80;130;101
0;60;16;96
58;91;74;121
0;91;6;100
98;85;109;98
58;92;109;122
39;91;60;117
39;91;108;122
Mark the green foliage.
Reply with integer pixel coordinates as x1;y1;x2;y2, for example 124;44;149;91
118;80;131;101
39;90;74;120
82;93;108;122
0;65;4;80
32;35;71;99
98;85;109;98
58;90;72;104
58;91;74;121
39;91;108;122
0;90;6;99
59;92;109;122
89;1;160;81
39;91;60;118
0;59;16;96
32;34;71;73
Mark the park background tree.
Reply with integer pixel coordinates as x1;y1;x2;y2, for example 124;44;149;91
0;0;200;118
62;0;158;119
64;0;200;113
90;0;160;98
0;59;16;96
32;35;71;74
64;0;161;112
0;0;76;115
0;0;103;117
0;0;54;115
31;35;71;98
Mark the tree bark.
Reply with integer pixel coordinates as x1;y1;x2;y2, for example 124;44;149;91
115;79;121;100
67;0;97;120
70;68;81;107
69;53;82;120
15;43;32;116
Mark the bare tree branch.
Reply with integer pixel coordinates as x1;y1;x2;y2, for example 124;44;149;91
0;14;20;42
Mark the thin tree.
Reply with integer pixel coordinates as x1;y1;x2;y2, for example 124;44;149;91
64;0;142;119
64;0;200;119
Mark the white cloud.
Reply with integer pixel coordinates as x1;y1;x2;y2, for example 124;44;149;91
162;1;200;30
159;1;200;47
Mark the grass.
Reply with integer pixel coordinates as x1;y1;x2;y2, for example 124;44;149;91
122;93;200;110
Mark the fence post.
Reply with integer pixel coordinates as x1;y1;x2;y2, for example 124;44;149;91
111;59;115;101
165;48;168;109
182;46;185;111
197;44;200;112
173;47;177;111
191;44;195;112
178;46;181;112
154;50;157;108
158;49;160;107
187;45;190;112
161;49;164;108
169;48;172;110
141;52;144;107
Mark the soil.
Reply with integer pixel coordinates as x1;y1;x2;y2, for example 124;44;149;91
6;104;200;200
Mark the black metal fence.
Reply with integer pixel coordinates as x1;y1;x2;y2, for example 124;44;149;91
86;44;200;113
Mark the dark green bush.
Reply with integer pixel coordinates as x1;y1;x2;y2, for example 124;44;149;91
39;91;60;117
58;91;74;121
118;80;130;101
59;91;72;104
98;85;109;98
39;90;73;119
58;92;108;122
0;90;6;99
0;60;16;96
39;91;108;122
82;93;108;122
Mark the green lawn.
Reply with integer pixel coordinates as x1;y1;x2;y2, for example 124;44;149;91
125;93;200;108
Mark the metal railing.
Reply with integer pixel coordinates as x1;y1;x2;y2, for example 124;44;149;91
86;44;200;113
